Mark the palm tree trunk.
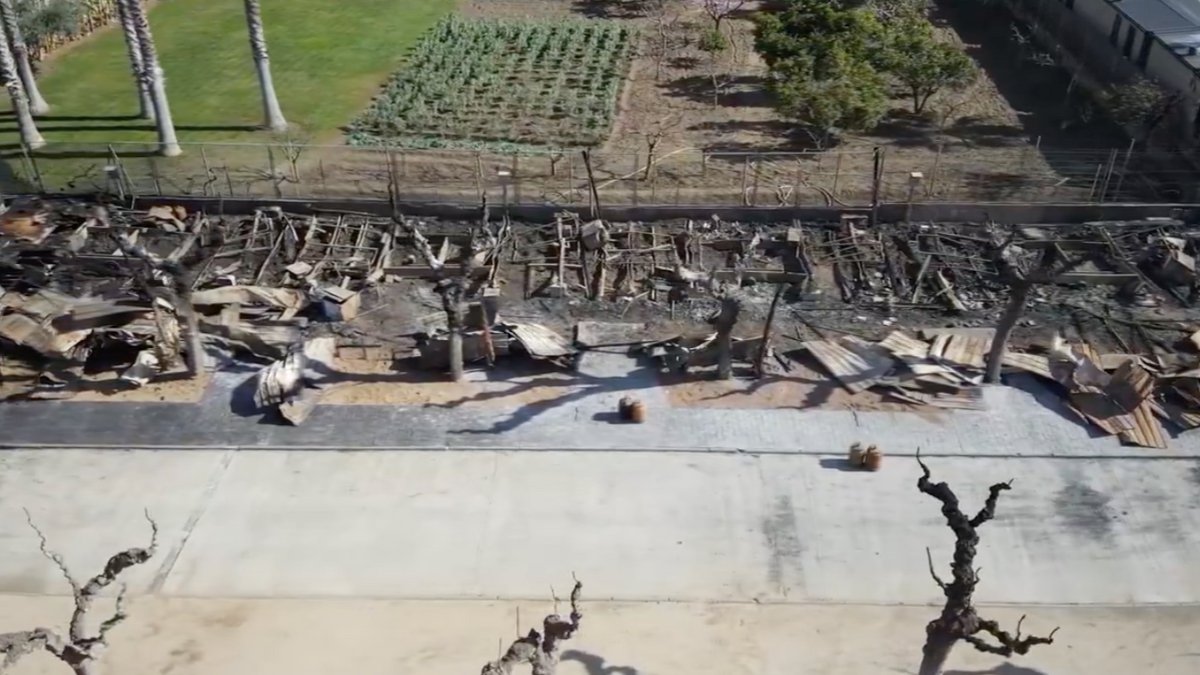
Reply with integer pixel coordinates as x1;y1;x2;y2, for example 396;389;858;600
0;18;43;149
116;0;153;119
243;0;287;132
123;0;180;156
0;0;47;114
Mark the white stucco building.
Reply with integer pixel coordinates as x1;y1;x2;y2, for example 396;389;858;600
1059;0;1200;135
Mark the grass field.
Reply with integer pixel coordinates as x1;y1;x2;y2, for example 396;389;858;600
0;0;458;148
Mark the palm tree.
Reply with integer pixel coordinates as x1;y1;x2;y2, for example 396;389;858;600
0;0;47;114
0;16;43;149
116;0;153;119
122;0;180;156
243;0;287;131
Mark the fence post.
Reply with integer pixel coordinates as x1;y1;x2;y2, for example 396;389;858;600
511;154;521;204
1098;148;1118;203
751;157;760;207
475;152;484;201
631;152;640;206
927;143;943;199
148;153;163;195
740;155;751;206
319;158;328;196
200;145;213;196
1111;139;1136;201
1087;163;1103;202
793;159;803;206
567;153;575;205
386;144;399;207
107;144;130;200
870;147;883;225
831;150;843;201
20;143;45;193
266;145;282;198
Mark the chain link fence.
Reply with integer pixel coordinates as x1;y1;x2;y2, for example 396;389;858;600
1;140;1195;206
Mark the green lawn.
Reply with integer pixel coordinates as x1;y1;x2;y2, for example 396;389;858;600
2;0;458;149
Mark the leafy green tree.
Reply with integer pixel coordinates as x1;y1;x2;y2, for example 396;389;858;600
879;15;977;113
1099;78;1180;141
754;0;884;71
771;48;888;147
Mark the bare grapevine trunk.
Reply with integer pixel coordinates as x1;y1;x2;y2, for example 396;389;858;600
243;0;287;131
917;629;957;675
984;278;1032;384
0;0;47;114
0;20;43;149
124;0;181;156
116;0;153;119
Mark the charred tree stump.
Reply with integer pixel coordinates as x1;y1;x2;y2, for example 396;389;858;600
0;511;159;675
404;216;502;383
483;579;582;675
984;243;1085;384
916;450;1058;675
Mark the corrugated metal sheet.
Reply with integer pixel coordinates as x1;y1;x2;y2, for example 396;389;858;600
506;323;575;358
802;337;893;393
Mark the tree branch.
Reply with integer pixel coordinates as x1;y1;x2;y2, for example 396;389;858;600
966;614;1060;656
969;480;1014;528
24;508;79;595
925;546;947;593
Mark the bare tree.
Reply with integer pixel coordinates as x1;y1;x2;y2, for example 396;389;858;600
483;579;582;675
403;214;506;382
916;451;1058;675
122;0;181;156
115;0;153;119
629;108;682;180
0;0;48;114
645;0;685;81
0;16;42;149
983;243;1082;383
0;510;159;675
701;0;746;35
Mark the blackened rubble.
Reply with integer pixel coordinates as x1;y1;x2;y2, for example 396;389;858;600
2;198;1200;445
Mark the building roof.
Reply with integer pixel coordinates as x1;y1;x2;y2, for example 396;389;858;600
1117;0;1200;70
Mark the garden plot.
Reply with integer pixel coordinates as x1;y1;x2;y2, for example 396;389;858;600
347;17;636;151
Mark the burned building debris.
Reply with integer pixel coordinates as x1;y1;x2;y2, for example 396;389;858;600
3;198;1200;446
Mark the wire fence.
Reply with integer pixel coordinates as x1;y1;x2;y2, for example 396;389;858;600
2;140;1196;206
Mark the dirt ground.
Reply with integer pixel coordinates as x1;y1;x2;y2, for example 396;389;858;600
303;0;1153;206
320;354;586;406
2;595;1195;675
0;358;210;403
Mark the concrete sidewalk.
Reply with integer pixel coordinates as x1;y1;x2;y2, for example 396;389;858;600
2;370;1199;457
2;449;1198;605
1;596;1195;675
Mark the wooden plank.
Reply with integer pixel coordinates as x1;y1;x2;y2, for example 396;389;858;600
1119;401;1168;449
878;330;929;360
802;337;893;393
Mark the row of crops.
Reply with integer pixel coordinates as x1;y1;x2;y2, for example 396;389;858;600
346;17;636;153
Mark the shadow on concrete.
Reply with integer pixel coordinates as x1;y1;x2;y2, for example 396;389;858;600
817;457;861;472
945;663;1054;675
562;650;643;675
1001;373;1108;439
